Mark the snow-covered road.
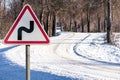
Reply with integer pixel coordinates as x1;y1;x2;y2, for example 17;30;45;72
1;32;120;80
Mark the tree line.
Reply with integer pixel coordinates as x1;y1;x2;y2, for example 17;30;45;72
0;0;120;43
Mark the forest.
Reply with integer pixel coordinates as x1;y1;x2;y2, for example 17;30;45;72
0;0;120;43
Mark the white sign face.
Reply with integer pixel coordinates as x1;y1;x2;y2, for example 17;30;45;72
4;4;50;44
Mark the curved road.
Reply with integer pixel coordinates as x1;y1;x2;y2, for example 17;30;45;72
5;32;120;80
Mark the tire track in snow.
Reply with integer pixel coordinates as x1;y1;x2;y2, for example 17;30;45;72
51;33;101;79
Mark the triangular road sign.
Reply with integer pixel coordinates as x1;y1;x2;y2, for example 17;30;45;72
4;4;50;44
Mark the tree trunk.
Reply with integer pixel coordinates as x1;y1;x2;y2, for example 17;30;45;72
87;15;90;32
103;0;107;32
39;10;43;23
44;12;49;34
81;18;84;32
104;18;106;32
0;1;2;29
107;0;112;43
87;5;90;32
70;17;72;31
52;12;56;36
21;0;25;8
73;20;77;32
97;14;101;32
39;0;43;22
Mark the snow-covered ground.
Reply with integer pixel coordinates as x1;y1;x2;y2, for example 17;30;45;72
0;32;120;80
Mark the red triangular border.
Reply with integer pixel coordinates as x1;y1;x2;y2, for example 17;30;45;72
4;4;50;44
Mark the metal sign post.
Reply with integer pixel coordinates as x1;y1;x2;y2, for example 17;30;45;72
26;45;30;80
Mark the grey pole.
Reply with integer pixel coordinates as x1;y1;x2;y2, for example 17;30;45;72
26;45;30;80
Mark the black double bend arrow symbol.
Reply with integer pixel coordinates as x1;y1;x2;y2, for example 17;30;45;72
18;21;34;40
